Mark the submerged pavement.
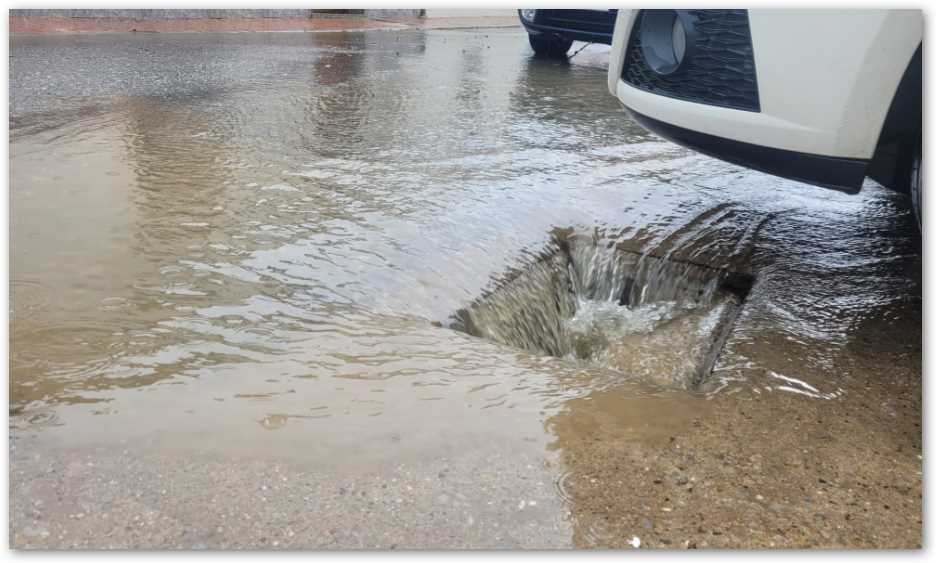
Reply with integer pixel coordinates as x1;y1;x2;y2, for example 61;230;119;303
9;27;922;549
9;12;520;34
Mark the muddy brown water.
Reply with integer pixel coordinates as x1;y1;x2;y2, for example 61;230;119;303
10;30;922;549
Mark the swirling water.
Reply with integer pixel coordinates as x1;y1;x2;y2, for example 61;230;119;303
11;30;919;517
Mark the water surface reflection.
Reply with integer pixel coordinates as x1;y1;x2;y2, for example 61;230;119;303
10;29;920;548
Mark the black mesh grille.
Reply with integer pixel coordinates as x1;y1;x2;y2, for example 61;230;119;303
622;10;760;112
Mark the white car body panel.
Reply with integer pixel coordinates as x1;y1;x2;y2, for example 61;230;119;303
608;9;922;160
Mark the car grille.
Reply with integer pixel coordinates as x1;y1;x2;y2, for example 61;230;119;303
621;10;760;112
536;9;617;37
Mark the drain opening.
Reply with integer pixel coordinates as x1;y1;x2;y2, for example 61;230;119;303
449;229;753;390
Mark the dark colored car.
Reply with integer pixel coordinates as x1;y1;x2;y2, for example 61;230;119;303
518;9;618;57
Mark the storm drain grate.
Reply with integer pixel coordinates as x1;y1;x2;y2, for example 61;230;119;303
448;230;753;390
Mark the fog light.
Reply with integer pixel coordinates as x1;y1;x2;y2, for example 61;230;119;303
639;10;692;76
521;9;537;22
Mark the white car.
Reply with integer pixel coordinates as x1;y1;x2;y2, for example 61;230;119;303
607;10;923;225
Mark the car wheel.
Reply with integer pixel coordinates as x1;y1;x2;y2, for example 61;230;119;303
911;135;922;229
528;33;573;58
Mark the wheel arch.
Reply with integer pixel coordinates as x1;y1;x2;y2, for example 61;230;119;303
867;43;923;193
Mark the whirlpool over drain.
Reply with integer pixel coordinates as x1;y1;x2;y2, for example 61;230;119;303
448;229;753;390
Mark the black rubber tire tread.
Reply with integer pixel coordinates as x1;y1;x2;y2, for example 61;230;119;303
528;33;573;58
910;134;922;230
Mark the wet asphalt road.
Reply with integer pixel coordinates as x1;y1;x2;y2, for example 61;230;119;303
10;28;922;549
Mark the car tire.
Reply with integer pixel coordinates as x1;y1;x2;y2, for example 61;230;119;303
528;33;573;58
911;135;922;230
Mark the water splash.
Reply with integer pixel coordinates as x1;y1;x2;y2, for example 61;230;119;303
450;229;752;389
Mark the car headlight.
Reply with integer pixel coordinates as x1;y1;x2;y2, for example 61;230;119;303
521;9;537;22
639;10;692;76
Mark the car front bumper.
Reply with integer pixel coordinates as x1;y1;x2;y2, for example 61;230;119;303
607;9;922;192
520;9;617;45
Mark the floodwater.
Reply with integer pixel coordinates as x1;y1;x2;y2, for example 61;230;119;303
9;29;922;549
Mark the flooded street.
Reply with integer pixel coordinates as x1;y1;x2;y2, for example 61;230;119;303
10;28;922;549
